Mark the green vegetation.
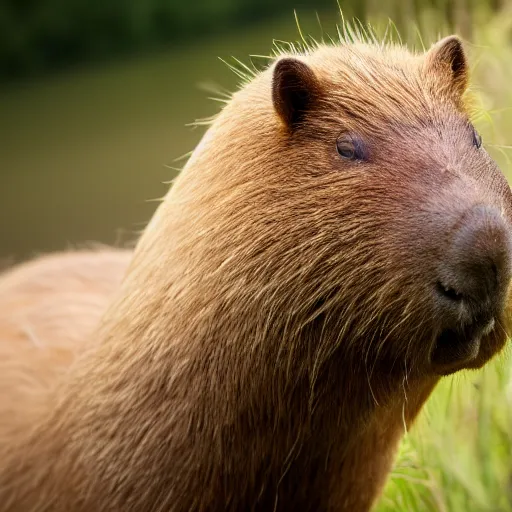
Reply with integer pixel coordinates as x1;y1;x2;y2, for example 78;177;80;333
0;0;505;81
380;358;512;511
0;0;337;80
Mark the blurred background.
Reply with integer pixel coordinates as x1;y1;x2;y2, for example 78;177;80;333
1;0;509;262
2;1;512;510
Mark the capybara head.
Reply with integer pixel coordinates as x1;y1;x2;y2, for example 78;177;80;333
168;34;512;403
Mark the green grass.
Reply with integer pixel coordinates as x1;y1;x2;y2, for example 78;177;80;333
379;357;512;511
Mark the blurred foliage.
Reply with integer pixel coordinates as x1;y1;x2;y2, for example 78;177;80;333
0;0;335;80
0;0;506;81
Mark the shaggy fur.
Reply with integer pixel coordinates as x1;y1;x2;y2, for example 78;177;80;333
0;33;511;511
0;249;132;443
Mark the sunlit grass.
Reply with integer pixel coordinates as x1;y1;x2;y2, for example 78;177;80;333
379;356;512;511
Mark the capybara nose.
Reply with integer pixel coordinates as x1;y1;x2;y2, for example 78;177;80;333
436;205;512;324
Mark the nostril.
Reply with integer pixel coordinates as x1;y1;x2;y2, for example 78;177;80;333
436;281;463;302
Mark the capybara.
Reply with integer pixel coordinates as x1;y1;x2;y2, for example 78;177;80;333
0;32;511;512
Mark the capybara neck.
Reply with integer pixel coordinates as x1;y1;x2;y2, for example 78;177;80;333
2;33;512;512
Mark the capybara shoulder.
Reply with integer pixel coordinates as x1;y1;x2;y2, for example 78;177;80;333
0;249;131;443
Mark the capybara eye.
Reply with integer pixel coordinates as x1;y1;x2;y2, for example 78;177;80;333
472;127;482;149
336;134;363;161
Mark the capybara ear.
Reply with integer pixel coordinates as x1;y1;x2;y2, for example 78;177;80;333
272;58;321;130
424;35;468;98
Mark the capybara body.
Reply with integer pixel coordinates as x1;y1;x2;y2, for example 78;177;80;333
1;32;512;512
0;249;132;441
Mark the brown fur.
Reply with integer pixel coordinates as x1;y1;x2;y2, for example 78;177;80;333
0;34;511;511
0;249;132;441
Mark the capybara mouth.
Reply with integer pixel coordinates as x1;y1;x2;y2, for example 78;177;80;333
430;317;497;374
429;203;511;376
